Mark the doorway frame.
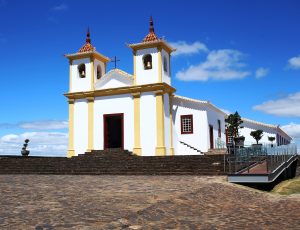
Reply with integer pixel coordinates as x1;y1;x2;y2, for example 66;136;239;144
209;124;214;149
103;113;124;150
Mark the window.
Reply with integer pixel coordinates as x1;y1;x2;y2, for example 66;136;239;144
143;54;152;70
181;115;193;134
78;63;86;78
218;120;221;138
96;65;102;79
163;56;168;72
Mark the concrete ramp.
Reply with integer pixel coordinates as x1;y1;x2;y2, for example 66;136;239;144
228;144;298;184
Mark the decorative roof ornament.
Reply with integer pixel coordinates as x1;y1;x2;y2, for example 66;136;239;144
78;28;96;53
142;16;159;43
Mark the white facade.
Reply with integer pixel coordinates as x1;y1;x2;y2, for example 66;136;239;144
65;25;293;157
73;99;88;155
172;96;227;154
140;92;157;155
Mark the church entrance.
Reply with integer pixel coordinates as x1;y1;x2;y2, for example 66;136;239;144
104;113;124;149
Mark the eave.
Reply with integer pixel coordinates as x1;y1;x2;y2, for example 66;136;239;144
64;82;176;100
127;40;176;54
65;51;110;63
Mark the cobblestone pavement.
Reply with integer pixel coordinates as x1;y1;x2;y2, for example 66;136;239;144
0;175;299;230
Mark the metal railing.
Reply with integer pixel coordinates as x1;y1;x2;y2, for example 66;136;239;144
227;144;297;174
214;138;226;149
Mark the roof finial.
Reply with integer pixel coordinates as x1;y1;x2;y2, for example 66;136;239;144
149;16;154;33
86;27;91;43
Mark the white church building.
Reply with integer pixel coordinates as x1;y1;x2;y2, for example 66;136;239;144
64;18;292;157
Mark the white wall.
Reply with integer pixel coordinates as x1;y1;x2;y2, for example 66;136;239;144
161;49;171;85
240;121;277;146
136;48;159;85
71;58;91;92
206;106;226;148
93;94;134;151
172;99;209;154
140;92;157;155
74;99;88;155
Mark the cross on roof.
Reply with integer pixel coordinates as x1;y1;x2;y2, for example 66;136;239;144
110;56;120;69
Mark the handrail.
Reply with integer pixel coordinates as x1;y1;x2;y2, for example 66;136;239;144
227;144;297;174
179;141;202;154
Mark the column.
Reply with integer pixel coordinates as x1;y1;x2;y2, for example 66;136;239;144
90;57;95;90
86;97;94;152
67;99;75;158
158;47;162;82
169;93;174;155
155;90;166;156
132;92;142;155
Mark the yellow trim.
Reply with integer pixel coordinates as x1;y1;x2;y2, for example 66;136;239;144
104;62;107;74
65;51;110;63
169;94;174;155
69;60;72;92
133;50;137;85
155;90;166;156
90;58;95;90
158;47;162;83
128;40;175;54
168;53;171;84
86;97;94;152
64;82;176;100
67;99;75;158
132;92;142;155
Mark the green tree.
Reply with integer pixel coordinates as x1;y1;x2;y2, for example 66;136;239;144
225;111;244;138
268;136;275;143
250;130;264;144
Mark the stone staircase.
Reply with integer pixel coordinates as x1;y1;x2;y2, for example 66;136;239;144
0;149;227;175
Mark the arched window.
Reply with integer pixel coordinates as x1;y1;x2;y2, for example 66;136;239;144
143;54;152;70
163;56;168;72
96;65;102;79
78;63;86;78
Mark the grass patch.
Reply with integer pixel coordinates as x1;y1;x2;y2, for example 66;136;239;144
272;176;300;195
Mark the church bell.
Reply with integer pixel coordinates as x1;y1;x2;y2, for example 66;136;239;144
147;61;151;68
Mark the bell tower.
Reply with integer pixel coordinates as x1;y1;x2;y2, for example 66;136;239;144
65;29;110;93
128;17;175;86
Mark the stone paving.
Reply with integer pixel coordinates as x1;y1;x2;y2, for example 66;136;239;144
0;175;300;230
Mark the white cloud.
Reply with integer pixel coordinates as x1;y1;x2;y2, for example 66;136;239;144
170;41;208;56
253;92;300;117
51;3;68;11
20;120;68;130
0;132;68;157
255;67;269;78
288;55;300;69
281;123;300;140
176;49;250;81
281;123;300;151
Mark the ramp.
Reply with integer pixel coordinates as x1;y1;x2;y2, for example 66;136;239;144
227;144;298;183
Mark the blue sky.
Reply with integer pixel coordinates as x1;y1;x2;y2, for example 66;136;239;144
0;0;300;156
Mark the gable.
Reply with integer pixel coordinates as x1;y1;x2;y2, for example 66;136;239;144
94;69;134;90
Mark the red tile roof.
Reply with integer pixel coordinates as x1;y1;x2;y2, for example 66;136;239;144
78;28;96;53
142;16;159;43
